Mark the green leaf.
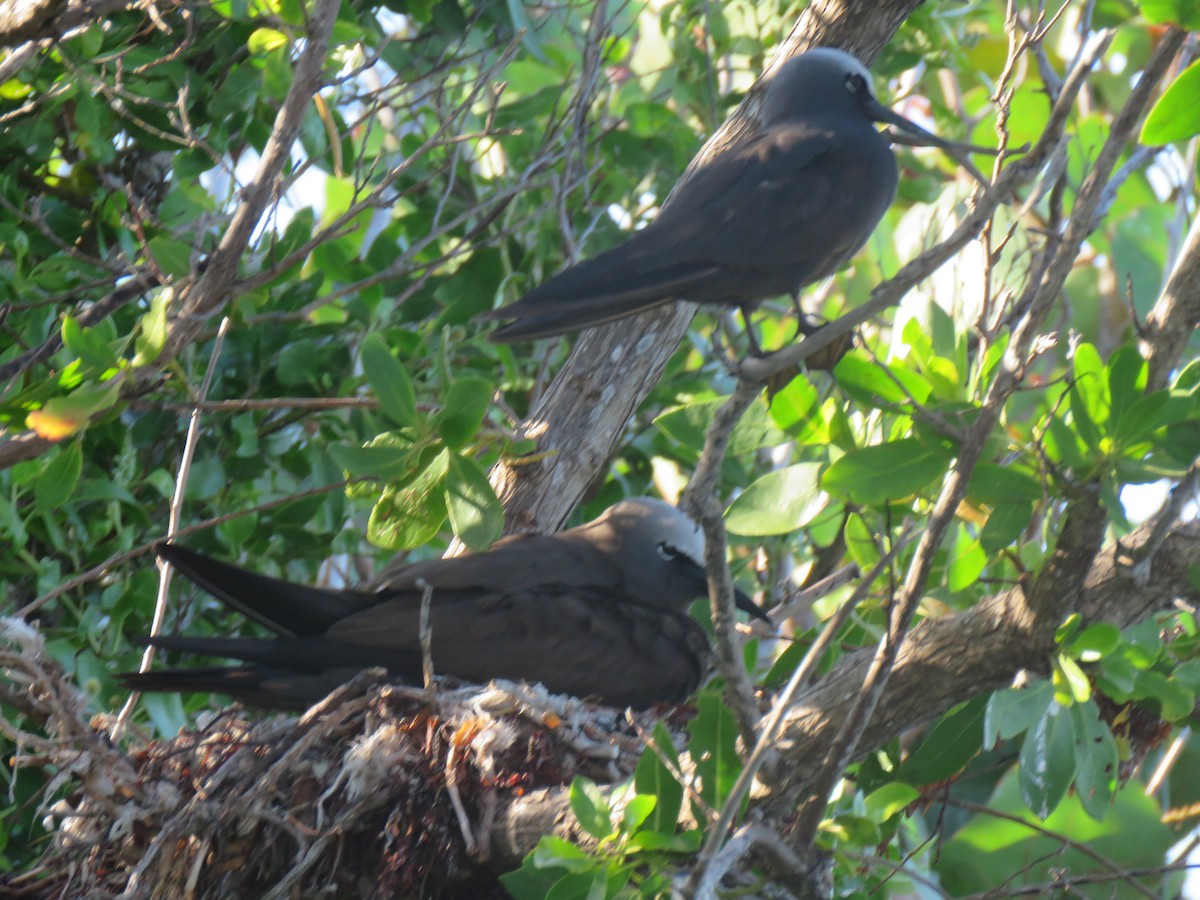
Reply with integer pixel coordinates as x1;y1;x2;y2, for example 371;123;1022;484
1071;342;1108;433
361;333;418;428
833;352;933;407
899;696;987;785
568;776;613;841
1105;344;1147;426
967;463;1043;505
654;395;785;456
1068;383;1104;453
621;794;656;836
248;26;289;55
1053;654;1091;705
1113;392;1169;446
1055;613;1083;646
634;723;683;834
1139;0;1200;28
863;782;920;824
530;835;597;873
1069;700;1117;820
984;681;1054;748
328;434;418;480
61;316;118;371
1141;58;1200;145
367;450;448;550
844;512;880;570
980;502;1033;555
947;533;986;592
1067;623;1121;662
132;289;170;368
767;374;825;443
1019;702;1078;819
687;691;741;812
1132;670;1195;721
724;463;824;536
435;377;492;449
822;438;952;506
148;235;192;278
444;452;502;551
35;441;83;513
27;379;122;440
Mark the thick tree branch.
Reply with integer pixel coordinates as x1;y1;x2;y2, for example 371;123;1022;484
1144;208;1200;392
492;516;1200;867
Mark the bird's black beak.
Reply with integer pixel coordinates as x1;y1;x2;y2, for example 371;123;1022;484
679;556;773;624
736;586;773;625
865;96;953;150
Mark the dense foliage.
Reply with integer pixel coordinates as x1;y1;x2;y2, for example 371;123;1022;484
3;0;1200;895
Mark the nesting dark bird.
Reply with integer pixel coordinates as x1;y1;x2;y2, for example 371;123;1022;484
122;499;770;710
481;48;951;343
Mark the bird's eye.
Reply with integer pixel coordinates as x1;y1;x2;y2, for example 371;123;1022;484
657;542;678;561
844;73;867;94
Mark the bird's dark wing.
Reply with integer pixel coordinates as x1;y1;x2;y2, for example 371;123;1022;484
485;122;881;341
373;532;622;594
156;542;379;637
128;583;709;709
329;586;709;707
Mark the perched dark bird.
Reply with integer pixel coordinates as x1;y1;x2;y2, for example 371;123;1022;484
122;499;770;710
481;48;951;343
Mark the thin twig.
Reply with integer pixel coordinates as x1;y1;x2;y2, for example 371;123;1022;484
112;315;232;739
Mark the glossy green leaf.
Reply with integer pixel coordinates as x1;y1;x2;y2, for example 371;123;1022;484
767;374;824;442
35;441;83;513
1067;623;1121;662
833;352;933;407
1019;703;1078;819
863;782;919;824
248;27;289;55
984;680;1054;748
361;333;418;428
1141;59;1200;145
1053;654;1091;704
947;532;986;592
568;776;613;841
655;396;786;456
843;512;880;570
367;450;448;550
967;463;1043;505
634;722;683;834
435;377;492;448
980;501;1033;555
61;316;118;371
621;795;656;836
148;235;192;278
822;438;952;505
132;289;170;368
724;463;824;536
1139;0;1200;27
1069;700;1118;820
445;452;502;551
899;696;987;785
688;691;741;812
529;835;596;873
1132;670;1195;721
328;438;418;480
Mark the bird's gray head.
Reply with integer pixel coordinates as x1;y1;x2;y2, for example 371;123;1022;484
763;48;950;149
582;498;770;622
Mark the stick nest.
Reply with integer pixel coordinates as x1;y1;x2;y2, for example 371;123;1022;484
1;618;663;899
